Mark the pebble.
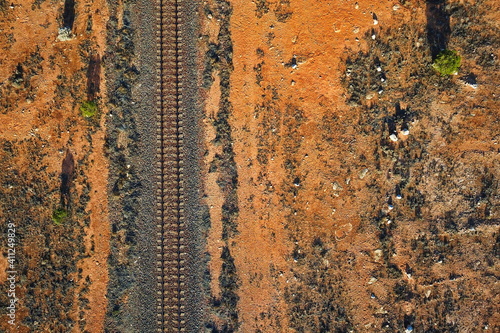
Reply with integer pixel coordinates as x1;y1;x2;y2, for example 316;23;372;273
332;181;343;191
359;168;369;179
389;134;398;142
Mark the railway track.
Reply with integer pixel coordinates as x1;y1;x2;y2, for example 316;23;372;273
156;0;186;331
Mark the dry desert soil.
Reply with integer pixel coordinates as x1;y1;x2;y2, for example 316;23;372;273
0;0;499;332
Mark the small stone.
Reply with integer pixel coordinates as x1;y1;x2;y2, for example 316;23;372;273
57;27;74;41
373;249;383;262
332;181;343;191
393;4;400;10
365;93;374;100
359;168;369;179
389;134;398;142
401;128;410;135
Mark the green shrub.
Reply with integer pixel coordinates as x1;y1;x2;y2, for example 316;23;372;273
432;50;462;75
52;208;68;225
80;100;98;118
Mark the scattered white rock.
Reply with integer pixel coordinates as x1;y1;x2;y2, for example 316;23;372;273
359;168;369;179
376;66;382;72
57;27;74;41
396;194;402;200
371;34;376;40
389;134;398;142
401;128;410;135
332;181;343;191
373;19;378;25
393;4;400;11
366;93;374;100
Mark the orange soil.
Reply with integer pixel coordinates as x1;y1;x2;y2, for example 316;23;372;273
0;0;110;330
231;1;397;329
202;0;401;329
202;0;499;331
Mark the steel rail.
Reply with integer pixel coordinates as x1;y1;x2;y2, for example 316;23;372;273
156;0;186;331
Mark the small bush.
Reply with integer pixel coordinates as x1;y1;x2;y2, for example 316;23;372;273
52;208;68;225
80;100;98;118
432;50;462;75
